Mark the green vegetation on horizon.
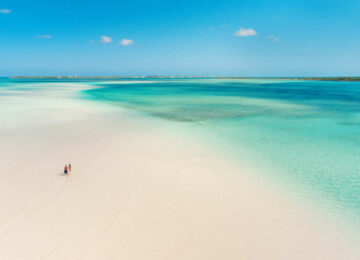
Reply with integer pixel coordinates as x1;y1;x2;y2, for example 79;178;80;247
217;77;360;81
9;76;360;81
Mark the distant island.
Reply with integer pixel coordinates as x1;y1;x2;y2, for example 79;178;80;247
217;77;360;81
10;76;211;79
10;76;360;81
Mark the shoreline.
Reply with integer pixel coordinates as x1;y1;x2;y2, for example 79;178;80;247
7;76;360;81
1;83;359;259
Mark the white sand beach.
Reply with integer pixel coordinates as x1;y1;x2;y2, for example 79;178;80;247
0;84;358;259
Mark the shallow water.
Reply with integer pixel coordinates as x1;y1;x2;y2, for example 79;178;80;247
83;78;360;230
2;77;360;233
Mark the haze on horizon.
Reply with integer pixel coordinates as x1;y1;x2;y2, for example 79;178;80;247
1;0;359;77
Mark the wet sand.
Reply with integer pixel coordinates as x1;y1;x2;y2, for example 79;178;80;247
0;84;358;259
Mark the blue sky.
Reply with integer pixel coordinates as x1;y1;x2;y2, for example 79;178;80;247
0;0;359;76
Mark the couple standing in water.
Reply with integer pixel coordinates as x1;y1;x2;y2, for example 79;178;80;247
64;164;72;175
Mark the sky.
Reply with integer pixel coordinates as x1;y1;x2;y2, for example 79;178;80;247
0;0;360;76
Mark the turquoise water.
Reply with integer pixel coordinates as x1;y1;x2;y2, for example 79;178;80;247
81;78;360;229
2;78;360;232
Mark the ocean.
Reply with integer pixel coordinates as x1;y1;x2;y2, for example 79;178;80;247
2;77;360;234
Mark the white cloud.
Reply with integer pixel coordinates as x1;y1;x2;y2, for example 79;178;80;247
268;35;279;42
119;38;134;46
100;35;113;44
36;35;52;39
234;28;257;37
0;9;11;14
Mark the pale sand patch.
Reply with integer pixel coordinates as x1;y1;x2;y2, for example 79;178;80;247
0;86;358;259
93;80;160;85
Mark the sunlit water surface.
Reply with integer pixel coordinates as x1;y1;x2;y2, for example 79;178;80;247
2;78;360;235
